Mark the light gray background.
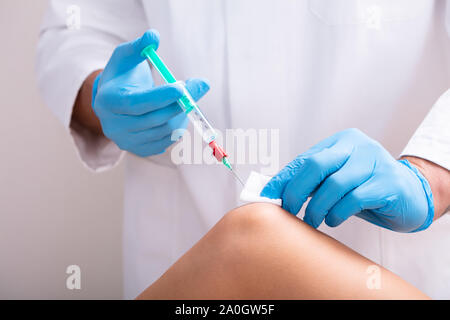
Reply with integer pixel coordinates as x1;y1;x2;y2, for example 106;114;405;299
0;0;124;299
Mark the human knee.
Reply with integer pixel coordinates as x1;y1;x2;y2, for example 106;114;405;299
210;203;295;264
220;203;288;236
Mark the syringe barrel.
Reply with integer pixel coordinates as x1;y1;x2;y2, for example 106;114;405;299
178;86;217;144
141;45;217;144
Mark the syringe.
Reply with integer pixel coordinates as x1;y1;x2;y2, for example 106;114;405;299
141;45;244;186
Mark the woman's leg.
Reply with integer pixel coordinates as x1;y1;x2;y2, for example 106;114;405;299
137;203;428;299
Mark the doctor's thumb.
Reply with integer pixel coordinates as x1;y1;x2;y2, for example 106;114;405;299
111;29;160;65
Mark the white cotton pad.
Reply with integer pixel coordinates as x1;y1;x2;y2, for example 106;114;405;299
239;171;282;206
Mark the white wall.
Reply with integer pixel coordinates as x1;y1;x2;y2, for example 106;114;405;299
0;0;124;299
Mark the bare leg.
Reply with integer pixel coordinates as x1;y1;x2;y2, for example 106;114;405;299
137;203;428;299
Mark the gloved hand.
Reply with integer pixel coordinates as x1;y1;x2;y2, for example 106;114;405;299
261;128;434;232
92;30;210;157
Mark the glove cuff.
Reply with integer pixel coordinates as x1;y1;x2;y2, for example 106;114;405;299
91;72;103;109
398;159;435;232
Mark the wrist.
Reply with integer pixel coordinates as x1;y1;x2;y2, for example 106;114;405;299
403;156;450;219
91;71;102;109
71;70;104;136
398;158;434;232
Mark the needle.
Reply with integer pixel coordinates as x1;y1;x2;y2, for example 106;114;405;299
230;168;245;187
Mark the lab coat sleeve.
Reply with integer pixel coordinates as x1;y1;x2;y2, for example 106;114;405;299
401;89;450;171
36;0;148;171
400;3;450;171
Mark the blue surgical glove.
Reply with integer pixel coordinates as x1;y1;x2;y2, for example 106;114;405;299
92;30;210;157
261;128;434;233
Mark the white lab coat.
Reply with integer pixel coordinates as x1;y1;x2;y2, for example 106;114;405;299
37;0;450;299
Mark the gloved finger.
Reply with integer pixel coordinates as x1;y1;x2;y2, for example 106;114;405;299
107;83;184;115
325;179;386;227
133;134;176;158
260;133;341;199
167;111;189;136
108;77;210;116
130;123;178;145
184;78;210;102
304;150;374;228
354;210;395;230
121;77;210;130
110;29;160;66
131;111;189;144
124;104;184;131
281;144;352;216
